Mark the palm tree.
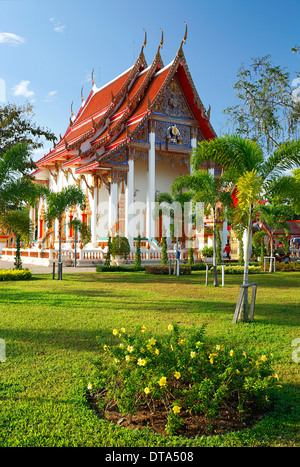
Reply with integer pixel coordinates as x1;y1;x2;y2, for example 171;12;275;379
1;209;33;270
192;135;300;319
44;186;86;279
258;204;290;270
171;170;232;287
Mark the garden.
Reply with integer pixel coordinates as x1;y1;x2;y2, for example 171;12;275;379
0;268;299;447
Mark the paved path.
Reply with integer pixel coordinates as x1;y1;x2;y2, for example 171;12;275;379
0;259;97;274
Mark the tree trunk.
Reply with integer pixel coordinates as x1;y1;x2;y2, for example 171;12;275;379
212;207;219;287
241;203;253;322
269;232;274;272
14;234;22;270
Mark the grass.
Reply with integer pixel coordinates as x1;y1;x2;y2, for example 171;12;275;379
0;270;299;447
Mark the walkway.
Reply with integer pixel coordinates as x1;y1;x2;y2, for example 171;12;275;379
0;260;97;275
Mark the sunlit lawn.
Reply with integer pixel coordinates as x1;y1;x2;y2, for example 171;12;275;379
0;270;299;446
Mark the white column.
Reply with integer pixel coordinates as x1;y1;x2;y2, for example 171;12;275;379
125;157;134;246
91;182;98;245
147;121;156;241
109;181;118;234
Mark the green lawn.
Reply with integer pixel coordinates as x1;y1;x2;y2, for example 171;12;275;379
0;270;299;447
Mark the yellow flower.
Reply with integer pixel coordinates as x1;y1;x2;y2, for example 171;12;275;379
113;329;119;336
149;338;156;346
120;327;126;333
144;387;151;394
141;325;147;333
127;345;134;353
172;405;181;414
272;373;279;380
216;345;221;351
242;351;247;358
137;358;146;366
209;357;214;365
154;348;159;355
114;358;120;363
158;376;167;387
261;355;267;362
87;382;93;390
119;343;124;348
229;349;234;357
174;371;181;379
167;324;174;331
170;345;174;351
103;345;109;351
178;339;185;345
190;351;196;359
125;355;130;362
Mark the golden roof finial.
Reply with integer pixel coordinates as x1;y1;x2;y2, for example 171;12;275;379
181;21;187;46
71;101;74;117
91;68;95;86
81;86;84;103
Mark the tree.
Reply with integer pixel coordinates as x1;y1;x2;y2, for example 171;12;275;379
0;102;55;157
45;186;86;278
161;234;168;266
192;135;300;319
258;204;290;270
134;233;142;268
171;170;232;287
104;235;112;267
2;209;33;270
224;55;300;152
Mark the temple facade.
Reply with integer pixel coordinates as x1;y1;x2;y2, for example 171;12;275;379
2;30;229;266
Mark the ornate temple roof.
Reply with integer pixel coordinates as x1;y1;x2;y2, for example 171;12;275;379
34;26;216;176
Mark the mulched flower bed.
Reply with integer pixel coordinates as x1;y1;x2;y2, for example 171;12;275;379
87;390;263;438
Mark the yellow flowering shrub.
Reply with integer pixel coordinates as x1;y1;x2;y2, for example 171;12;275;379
94;323;280;435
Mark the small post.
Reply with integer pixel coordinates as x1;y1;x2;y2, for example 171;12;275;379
169;258;172;275
221;264;225;287
52;262;56;280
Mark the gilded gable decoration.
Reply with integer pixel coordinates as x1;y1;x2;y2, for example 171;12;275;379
153;77;193;120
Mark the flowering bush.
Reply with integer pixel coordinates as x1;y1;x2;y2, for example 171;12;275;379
92;324;280;436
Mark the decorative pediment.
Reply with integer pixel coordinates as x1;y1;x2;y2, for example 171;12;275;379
153;77;194;120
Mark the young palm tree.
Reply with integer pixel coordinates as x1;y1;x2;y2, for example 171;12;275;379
45;186;86;278
258;204;290;270
192;135;300;319
2;209;33;270
171;170;232;287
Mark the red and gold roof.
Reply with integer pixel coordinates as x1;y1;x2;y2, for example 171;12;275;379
34;27;216;178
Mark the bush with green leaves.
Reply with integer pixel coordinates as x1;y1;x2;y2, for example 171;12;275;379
0;269;32;281
111;235;131;259
92;324;280;436
211;265;262;274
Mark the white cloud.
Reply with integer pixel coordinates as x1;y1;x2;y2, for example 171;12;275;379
44;90;58;102
12;80;34;98
0;32;25;46
53;24;66;33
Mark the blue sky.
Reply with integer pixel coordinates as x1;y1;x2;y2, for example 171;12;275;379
1;0;299;160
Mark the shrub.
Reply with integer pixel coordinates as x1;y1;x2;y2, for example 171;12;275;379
92;324;280;436
276;262;300;272
201;246;213;257
211;265;262;274
111;235;131;259
145;265;191;275
0;269;32;281
96;265;144;272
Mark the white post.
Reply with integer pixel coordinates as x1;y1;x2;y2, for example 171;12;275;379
125;157;134;247
147;121;156;241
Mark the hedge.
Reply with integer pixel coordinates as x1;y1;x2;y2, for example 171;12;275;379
0;269;32;281
211;265;262;275
96;265;145;272
145;265;191;275
275;262;300;272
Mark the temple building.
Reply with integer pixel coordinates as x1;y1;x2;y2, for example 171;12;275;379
2;28;228;266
